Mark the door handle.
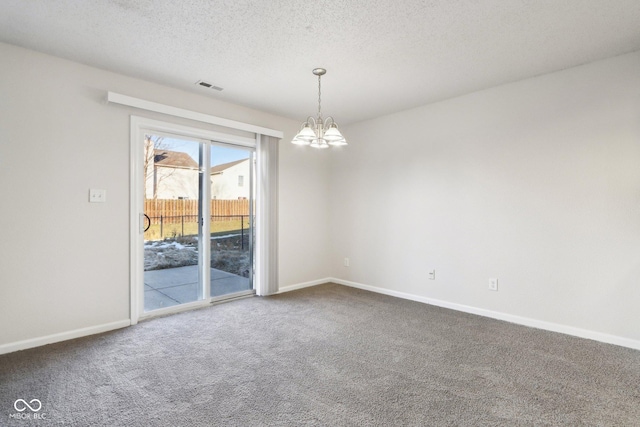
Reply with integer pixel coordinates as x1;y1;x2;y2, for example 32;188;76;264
143;214;151;233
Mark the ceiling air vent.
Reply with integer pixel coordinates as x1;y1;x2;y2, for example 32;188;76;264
196;80;223;91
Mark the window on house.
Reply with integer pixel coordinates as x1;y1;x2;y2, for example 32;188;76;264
238;175;244;187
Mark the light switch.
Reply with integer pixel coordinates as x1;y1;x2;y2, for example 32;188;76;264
89;189;106;203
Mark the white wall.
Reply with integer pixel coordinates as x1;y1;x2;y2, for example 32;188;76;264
211;160;251;200
3;39;637;351
330;51;640;345
0;42;331;349
279;143;332;285
148;167;199;200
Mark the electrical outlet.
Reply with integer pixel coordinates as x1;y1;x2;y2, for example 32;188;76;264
344;258;350;267
428;270;436;280
489;278;498;291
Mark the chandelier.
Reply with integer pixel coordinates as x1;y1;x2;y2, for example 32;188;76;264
291;68;347;148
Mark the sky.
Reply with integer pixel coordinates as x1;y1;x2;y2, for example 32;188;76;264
152;136;250;167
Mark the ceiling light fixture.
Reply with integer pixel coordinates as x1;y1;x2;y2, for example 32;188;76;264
292;68;347;149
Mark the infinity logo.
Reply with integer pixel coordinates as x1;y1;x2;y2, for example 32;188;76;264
14;399;42;412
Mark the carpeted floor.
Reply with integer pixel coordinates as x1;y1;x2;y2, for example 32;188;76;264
1;283;639;426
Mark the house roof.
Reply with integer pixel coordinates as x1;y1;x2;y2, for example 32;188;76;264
210;159;248;175
154;150;198;169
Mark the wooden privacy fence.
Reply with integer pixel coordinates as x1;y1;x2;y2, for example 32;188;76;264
144;199;250;223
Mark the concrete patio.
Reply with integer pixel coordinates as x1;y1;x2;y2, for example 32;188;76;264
144;265;251;311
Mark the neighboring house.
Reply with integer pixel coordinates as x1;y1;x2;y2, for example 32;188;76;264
210;158;251;200
145;149;199;199
145;151;251;200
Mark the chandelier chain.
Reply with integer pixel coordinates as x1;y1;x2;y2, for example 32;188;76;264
317;74;322;119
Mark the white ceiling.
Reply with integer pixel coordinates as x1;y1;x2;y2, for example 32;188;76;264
1;0;640;125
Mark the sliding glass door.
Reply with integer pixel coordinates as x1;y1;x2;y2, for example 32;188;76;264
209;144;254;298
143;135;205;311
142;133;255;313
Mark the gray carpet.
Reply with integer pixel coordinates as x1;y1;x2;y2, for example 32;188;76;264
1;283;638;426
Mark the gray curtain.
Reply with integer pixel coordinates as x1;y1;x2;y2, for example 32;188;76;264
255;134;279;295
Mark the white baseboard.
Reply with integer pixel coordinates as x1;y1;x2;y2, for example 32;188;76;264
293;278;640;351
277;278;333;294
0;320;131;355
4;279;637;354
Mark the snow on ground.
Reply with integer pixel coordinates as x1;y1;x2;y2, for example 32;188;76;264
145;241;190;250
144;235;250;277
210;234;241;240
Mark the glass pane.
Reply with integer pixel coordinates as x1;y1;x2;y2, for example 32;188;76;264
210;144;254;297
143;135;203;311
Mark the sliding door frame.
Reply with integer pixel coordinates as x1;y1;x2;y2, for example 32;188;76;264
130;116;257;324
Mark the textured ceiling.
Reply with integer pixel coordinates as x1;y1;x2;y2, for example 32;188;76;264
1;0;640;124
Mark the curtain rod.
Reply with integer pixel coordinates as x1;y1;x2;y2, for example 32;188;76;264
107;92;283;139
